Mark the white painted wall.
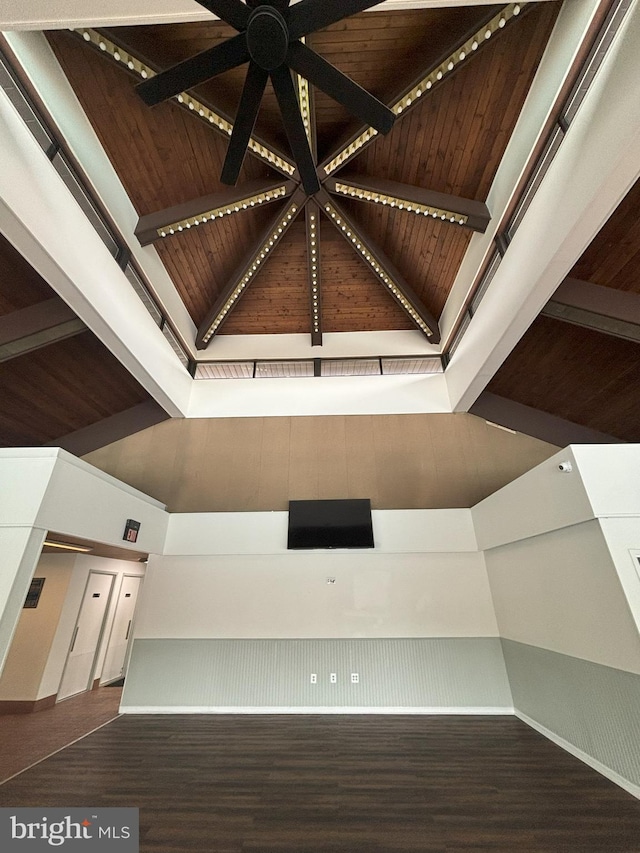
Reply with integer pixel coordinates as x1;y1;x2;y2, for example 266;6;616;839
572;445;640;517
163;509;477;555
187;373;451;418
136;551;497;640
486;519;640;675
190;330;435;361
0;449;57;527
139;509;494;640
35;451;168;555
472;446;593;551
599;517;640;640
474;443;640;677
0;449;166;682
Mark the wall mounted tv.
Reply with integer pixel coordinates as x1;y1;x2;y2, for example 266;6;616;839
287;499;374;550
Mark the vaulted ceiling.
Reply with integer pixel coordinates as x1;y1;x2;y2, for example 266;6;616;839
1;0;639;453
487;174;640;442
45;1;559;344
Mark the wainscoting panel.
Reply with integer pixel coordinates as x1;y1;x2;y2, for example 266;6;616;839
502;639;640;789
121;637;512;712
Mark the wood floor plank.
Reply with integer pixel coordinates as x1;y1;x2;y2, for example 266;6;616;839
1;715;639;851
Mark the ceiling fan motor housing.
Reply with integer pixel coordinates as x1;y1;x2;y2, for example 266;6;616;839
247;6;289;70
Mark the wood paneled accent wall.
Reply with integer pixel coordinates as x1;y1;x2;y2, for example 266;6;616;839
83;413;557;512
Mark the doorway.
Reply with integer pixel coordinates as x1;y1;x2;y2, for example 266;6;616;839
100;574;143;685
57;571;114;701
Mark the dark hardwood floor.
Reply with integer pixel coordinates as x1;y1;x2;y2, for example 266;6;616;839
0;686;122;783
0;715;639;852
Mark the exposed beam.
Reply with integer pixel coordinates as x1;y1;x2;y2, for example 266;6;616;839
326;175;490;233
135;178;297;246
469;391;624;446
542;277;640;344
271;64;320;195
296;38;317;162
316;188;440;342
306;201;322;346
319;3;528;178
74;28;296;180
44;400;170;456
0;2;555;31
196;188;307;348
0;298;85;362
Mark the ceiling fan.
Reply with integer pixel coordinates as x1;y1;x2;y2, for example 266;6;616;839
136;0;395;195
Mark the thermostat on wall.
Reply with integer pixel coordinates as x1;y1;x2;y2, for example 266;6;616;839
123;519;141;543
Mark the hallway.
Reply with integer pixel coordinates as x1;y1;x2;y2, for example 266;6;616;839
0;685;122;783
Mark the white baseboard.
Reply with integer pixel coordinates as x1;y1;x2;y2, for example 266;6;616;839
515;710;640;801
120;705;514;715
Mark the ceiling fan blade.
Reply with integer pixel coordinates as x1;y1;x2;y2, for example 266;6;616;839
221;62;269;185
196;0;251;31
287;41;394;135
137;32;249;106
246;0;291;9
289;0;383;40
271;65;320;195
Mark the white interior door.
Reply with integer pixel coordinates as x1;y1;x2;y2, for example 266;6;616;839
58;572;114;701
100;575;142;685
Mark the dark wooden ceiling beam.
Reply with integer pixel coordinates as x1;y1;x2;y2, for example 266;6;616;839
0;298;85;363
306;201;322;346
296;51;322;345
73;27;296;180
296;40;317;163
319;3;529;179
135;178;297;246
316;188;440;342
196;188;307;348
470;391;624;446
326;174;490;233
44;400;170;456
542;277;640;344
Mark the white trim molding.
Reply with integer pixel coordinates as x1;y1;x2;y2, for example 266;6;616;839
515;710;640;801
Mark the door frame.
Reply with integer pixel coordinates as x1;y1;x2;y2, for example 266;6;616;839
99;571;144;686
57;570;116;701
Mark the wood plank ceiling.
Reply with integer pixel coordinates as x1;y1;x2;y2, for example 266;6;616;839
45;2;560;340
487;176;640;442
0;233;151;447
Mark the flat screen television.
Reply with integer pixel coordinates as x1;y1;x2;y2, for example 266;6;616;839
287;499;374;550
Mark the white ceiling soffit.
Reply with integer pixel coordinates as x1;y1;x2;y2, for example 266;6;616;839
0;0;556;32
445;0;640;411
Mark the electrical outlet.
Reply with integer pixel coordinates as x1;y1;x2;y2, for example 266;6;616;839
351;673;359;684
330;673;337;683
310;673;317;684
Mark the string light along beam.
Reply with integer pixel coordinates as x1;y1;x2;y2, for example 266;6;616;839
316;189;440;342
306;202;322;346
296;37;316;157
326;176;490;233
135;180;297;245
297;72;317;157
72;28;296;179
321;3;526;177
196;189;307;348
